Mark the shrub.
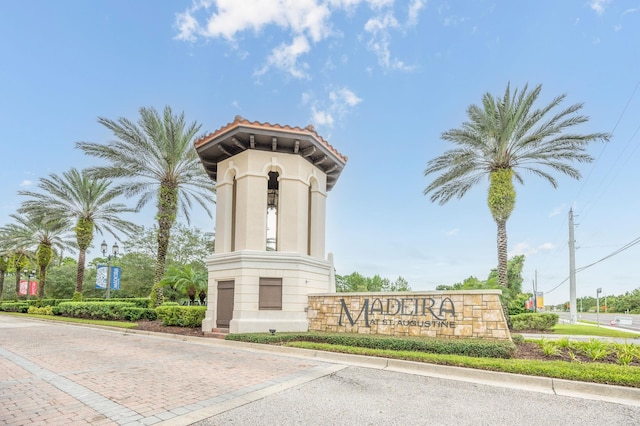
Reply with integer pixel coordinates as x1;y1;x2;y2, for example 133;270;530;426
510;313;559;331
56;301;137;320
0;302;29;313
616;343;637;366
28;306;54;315
226;333;517;359
155;305;206;327
538;338;561;356
510;333;525;344
578;339;612;361
84;298;150;309
121;307;158;321
72;292;83;302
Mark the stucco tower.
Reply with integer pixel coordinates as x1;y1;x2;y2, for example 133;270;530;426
195;116;347;333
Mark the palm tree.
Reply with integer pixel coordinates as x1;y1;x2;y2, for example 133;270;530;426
0;241;9;299
0;212;74;298
424;83;609;288
76;106;215;302
19;168;139;295
159;264;207;305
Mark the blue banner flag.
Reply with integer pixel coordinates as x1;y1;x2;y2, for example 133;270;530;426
95;265;122;290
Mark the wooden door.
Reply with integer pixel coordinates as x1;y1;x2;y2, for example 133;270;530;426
216;280;235;328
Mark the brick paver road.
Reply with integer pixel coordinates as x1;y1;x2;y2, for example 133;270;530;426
0;315;342;425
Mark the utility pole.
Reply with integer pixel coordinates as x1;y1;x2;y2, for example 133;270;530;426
568;208;577;324
533;270;538;313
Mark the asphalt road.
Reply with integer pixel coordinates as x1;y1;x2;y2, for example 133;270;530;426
197;366;640;426
557;312;640;333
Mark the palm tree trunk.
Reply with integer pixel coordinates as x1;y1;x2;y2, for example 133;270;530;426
0;271;4;299
496;218;508;287
75;217;94;295
37;244;53;299
76;249;86;294
15;269;21;297
155;183;178;284
38;265;47;298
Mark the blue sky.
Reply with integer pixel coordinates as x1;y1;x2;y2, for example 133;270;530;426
1;1;639;305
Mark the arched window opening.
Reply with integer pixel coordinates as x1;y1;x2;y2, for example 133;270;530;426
266;171;279;251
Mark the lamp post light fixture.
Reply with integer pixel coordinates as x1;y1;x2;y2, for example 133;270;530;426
596;287;602;329
101;240;119;299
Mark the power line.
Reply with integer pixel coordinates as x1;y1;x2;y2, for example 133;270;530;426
543;233;640;295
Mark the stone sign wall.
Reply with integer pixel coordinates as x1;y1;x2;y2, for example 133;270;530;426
308;290;511;340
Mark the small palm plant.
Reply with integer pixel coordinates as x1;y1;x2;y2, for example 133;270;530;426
159;264;207;305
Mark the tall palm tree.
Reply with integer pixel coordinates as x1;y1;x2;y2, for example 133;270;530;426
76;106;215;301
0;212;74;298
0;238;9;299
424;83;609;288
19;168;139;295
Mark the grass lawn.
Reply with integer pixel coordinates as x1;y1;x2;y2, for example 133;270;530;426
0;312;137;329
552;323;640;338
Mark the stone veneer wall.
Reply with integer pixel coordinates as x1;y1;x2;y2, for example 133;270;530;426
308;290;511;340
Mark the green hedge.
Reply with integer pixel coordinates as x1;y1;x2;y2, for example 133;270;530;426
27;299;66;307
121;307;158;321
226;332;517;359
0;302;29;313
56;301;155;321
83;298;150;309
155;305;206;327
511;313;559;331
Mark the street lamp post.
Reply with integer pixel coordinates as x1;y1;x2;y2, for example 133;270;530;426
596;287;602;329
101;241;119;299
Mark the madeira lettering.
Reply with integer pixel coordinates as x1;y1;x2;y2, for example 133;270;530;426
338;297;456;328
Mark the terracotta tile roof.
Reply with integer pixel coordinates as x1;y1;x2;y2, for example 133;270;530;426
194;115;348;164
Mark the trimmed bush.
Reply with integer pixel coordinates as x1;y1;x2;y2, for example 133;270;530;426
0;302;29;313
84;298;150;309
28;299;65;308
56;301;137;320
226;332;517;359
511;313;559;331
121;307;158;321
155;305;206;327
28;306;54;315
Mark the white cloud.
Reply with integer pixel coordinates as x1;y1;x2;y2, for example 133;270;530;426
622;8;639;16
364;12;415;71
590;0;611;15
312;107;334;127
509;242;555;257
19;180;32;187
548;204;566;218
443;15;468;27
175;0;421;77
305;86;362;128
407;0;426;27
446;228;459;236
538;242;555;251
255;36;312;79
175;11;200;42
